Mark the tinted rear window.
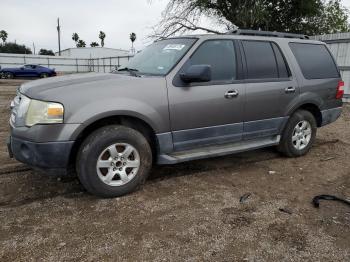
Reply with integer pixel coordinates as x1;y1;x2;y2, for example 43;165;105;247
289;43;339;79
242;41;290;80
272;43;290;78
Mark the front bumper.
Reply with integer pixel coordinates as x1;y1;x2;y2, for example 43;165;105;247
8;136;74;172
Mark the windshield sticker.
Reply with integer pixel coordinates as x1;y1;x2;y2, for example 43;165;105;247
163;44;186;51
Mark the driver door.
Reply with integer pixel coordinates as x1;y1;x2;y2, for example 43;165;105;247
167;40;245;151
18;65;34;77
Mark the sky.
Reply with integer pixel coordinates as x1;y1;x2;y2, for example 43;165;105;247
1;0;350;53
0;0;168;53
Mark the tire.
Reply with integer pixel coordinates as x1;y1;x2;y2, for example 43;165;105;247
40;73;49;78
5;72;14;79
76;125;152;198
278;110;317;157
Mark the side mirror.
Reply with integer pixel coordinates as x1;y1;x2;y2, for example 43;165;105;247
180;65;211;83
20;67;24;70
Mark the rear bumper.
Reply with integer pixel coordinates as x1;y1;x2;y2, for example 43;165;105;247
321;107;342;126
8;136;74;174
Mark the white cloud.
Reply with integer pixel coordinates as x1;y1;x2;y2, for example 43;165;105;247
0;0;168;52
1;0;350;53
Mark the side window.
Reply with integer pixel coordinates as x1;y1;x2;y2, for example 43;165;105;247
189;40;236;81
272;43;290;78
243;41;278;79
242;41;290;80
289;43;339;79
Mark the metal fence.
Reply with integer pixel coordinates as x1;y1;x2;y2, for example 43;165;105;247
0;53;133;73
312;33;350;102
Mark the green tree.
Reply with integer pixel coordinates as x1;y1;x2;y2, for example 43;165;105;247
154;0;350;37
0;30;8;44
0;42;32;54
76;39;86;48
72;33;79;46
90;41;99;47
99;31;106;47
130;32;136;49
317;0;350;34
39;48;55;56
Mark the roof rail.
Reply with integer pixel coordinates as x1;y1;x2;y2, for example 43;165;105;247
227;29;309;40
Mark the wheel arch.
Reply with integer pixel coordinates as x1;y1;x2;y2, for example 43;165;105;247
4;71;15;78
288;102;322;127
68;114;159;168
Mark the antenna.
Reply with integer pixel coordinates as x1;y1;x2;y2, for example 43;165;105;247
57;18;61;56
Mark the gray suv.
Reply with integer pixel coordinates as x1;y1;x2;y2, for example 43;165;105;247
7;30;344;197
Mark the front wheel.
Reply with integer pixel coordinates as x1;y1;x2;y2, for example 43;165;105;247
40;73;49;78
278;110;317;157
76;125;152;197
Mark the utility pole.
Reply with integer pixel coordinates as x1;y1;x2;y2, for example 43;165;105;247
32;42;36;55
57;18;61;56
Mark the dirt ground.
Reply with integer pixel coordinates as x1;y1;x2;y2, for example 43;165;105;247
0;79;349;261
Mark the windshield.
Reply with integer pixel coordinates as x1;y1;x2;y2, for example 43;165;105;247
123;38;196;76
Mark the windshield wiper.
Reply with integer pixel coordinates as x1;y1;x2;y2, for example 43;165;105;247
117;67;140;77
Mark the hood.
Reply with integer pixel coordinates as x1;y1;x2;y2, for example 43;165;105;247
16;72;168;129
20;73;122;97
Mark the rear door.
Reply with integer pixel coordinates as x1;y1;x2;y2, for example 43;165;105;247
167;39;245;151
240;40;299;140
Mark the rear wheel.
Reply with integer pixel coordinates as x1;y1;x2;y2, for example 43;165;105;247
76;125;152;197
5;72;14;79
278;110;317;157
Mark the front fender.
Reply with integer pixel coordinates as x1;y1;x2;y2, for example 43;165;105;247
66;97;170;140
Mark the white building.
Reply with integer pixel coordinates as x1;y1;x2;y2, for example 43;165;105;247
55;47;130;58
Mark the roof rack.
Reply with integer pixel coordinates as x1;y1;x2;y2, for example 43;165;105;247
227;29;309;40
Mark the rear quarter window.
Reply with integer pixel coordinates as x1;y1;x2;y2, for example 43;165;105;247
289;43;340;79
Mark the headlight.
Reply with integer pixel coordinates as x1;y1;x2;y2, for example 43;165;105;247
25;99;64;126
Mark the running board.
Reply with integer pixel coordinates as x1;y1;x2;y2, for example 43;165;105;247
157;135;280;165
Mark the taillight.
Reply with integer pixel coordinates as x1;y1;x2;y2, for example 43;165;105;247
336;80;344;99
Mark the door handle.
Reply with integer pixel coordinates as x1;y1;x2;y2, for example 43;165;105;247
225;90;239;99
285;86;296;94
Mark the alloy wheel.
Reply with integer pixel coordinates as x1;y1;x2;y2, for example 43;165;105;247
292;120;312;150
96;143;140;186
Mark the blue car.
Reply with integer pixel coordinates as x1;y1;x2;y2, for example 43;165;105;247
0;64;56;79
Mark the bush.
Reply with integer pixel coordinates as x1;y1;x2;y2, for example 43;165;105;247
0;42;32;54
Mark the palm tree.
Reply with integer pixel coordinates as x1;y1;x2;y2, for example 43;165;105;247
0;30;8;44
72;33;79;47
77;39;86;48
90;42;99;47
130;32;136;49
99;31;106;47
